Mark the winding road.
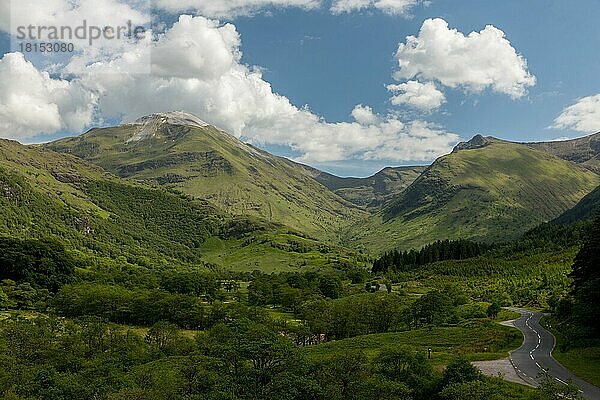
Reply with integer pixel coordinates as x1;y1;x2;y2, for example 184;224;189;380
507;308;600;400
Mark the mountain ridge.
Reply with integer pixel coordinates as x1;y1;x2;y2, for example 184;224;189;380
42;111;600;252
45;115;367;241
553;184;600;225
0;138;367;272
348;137;600;251
525;133;600;173
301;165;427;208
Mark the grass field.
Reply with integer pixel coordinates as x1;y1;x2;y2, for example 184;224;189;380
200;233;368;273
302;321;523;366
552;345;600;387
542;317;600;387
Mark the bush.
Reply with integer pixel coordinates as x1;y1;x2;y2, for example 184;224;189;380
441;358;483;387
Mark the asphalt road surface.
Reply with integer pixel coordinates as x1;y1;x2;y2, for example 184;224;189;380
507;308;600;400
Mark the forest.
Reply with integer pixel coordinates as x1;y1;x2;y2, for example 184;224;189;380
1;213;598;399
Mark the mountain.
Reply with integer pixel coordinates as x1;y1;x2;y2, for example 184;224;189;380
553;184;600;225
0;137;213;264
527;133;600;173
43;113;600;254
0;138;366;272
348;135;600;251
305;166;426;208
46;112;365;240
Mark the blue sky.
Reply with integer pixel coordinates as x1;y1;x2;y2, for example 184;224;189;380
1;0;600;176
235;0;600;141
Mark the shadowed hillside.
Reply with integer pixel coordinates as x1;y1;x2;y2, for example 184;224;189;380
527;133;600;173
304;166;426;208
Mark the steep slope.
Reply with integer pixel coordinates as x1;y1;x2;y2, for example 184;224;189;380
527;133;600;173
46;112;365;240
552;184;600;225
305;166;426;208
0;139;366;272
0;138;215;264
349;136;600;251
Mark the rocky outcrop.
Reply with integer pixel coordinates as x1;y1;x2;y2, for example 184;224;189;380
453;134;492;152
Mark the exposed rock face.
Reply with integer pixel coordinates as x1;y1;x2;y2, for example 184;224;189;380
50;140;100;158
51;171;85;185
74;217;93;235
453;134;491;152
126;111;210;143
133;111;210;128
1;183;20;202
154;173;189;185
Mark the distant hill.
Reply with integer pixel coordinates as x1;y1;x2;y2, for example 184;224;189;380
305;166;426;208
348;136;600;251
46;112;366;241
527;133;600;173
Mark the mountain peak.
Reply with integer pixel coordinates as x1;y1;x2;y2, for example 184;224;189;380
452;134;493;152
125;111;210;143
133;111;209;128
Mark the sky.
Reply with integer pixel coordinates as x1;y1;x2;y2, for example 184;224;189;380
0;0;599;176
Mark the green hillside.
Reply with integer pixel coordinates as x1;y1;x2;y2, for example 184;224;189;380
1;131;591;400
0;139;366;272
348;136;600;251
553;184;600;224
46;112;365;240
306;166;426;208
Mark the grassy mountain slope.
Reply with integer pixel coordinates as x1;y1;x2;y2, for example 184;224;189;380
553;184;600;224
0;138;222;264
527;133;600;173
46;113;365;240
305;166;426;208
0;139;366;272
348;136;600;252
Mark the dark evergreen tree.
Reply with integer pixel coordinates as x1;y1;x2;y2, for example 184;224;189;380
372;239;490;274
570;214;600;334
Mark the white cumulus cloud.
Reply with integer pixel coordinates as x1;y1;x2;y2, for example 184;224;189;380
0;12;460;164
331;0;423;15
394;18;536;98
155;0;321;18
387;80;445;111
0;53;96;140
351;105;379;125
152;16;241;80
552;94;600;133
